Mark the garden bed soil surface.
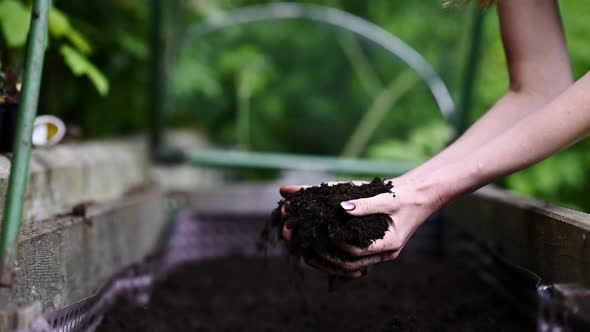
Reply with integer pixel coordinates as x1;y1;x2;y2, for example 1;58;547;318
98;254;532;332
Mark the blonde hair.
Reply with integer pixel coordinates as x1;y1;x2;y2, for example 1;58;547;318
443;0;498;8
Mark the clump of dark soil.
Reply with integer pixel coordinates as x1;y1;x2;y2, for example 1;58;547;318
97;255;533;332
265;178;393;255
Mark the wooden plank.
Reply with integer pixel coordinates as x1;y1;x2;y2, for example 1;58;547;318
441;186;590;285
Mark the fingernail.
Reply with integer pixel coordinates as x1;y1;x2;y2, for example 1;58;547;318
281;202;289;214
340;201;356;211
285;221;295;230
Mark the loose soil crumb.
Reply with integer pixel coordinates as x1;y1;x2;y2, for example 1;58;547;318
265;178;393;256
98;254;532;332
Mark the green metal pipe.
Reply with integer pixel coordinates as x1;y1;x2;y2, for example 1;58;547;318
455;8;486;135
185;148;415;177
0;0;51;286
149;0;166;158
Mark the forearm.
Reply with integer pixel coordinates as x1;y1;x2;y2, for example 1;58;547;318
425;72;590;203
401;0;572;183
402;89;562;181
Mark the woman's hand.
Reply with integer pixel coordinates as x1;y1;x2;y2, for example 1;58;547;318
280;179;444;278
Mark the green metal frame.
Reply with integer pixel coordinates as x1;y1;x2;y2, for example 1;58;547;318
149;0;166;158
0;0;51;285
186;149;416;176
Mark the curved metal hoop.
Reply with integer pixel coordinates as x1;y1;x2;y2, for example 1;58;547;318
172;2;455;120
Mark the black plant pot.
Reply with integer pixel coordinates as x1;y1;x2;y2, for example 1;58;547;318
0;103;18;153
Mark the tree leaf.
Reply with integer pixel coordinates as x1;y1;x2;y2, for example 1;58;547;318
50;6;92;54
0;0;31;47
60;45;109;96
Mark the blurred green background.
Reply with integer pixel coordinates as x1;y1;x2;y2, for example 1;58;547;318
1;0;589;210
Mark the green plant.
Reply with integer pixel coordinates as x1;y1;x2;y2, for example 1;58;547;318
0;0;108;95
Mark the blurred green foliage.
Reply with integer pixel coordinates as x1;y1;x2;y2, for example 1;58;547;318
1;0;150;136
171;0;463;157
0;0;108;95
0;0;589;210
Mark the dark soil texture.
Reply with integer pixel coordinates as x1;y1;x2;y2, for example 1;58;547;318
98;254;533;332
266;178;393;256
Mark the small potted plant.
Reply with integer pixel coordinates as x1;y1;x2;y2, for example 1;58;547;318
0;67;20;153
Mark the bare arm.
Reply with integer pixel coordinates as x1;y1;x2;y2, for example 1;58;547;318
424;71;590;202
309;70;590;277
401;0;573;182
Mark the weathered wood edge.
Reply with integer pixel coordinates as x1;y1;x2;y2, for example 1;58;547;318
441;185;590;286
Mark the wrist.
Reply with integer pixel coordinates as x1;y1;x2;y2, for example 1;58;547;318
412;160;484;209
390;175;447;211
413;177;447;211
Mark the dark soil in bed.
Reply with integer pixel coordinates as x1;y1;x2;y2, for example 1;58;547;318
98;254;532;332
